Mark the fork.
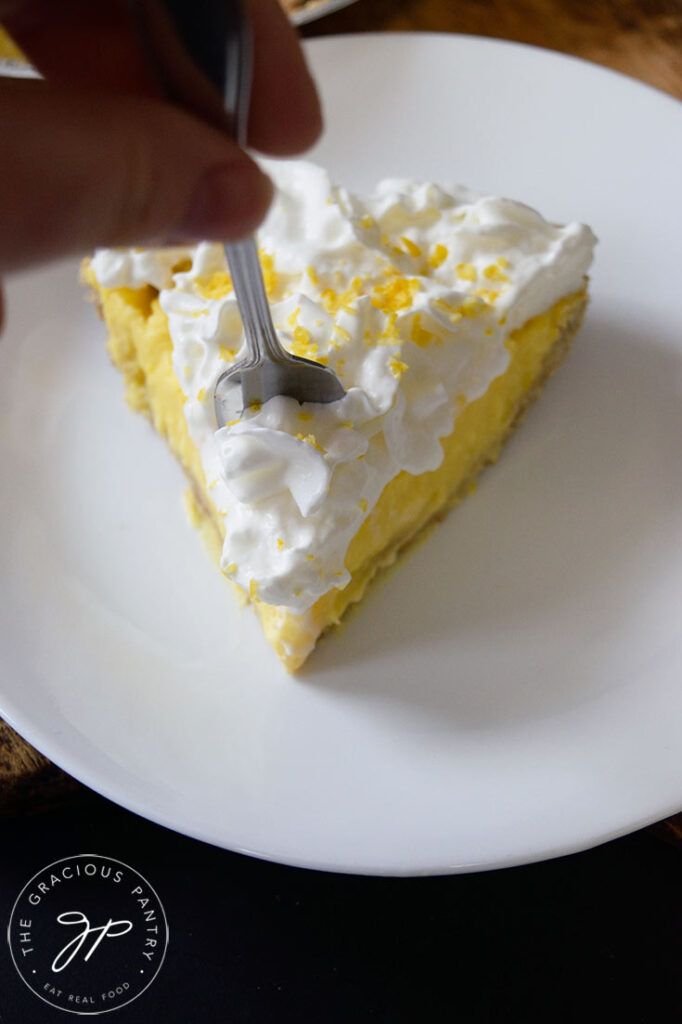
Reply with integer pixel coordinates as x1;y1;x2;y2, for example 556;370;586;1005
129;0;347;422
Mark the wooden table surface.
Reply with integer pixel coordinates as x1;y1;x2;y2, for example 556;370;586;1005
1;0;681;846
301;0;682;99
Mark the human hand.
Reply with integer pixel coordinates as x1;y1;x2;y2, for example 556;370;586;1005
0;0;322;279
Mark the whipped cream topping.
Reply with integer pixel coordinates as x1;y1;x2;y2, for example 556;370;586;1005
92;160;596;612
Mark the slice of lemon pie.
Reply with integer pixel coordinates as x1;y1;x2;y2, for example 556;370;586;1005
83;160;595;671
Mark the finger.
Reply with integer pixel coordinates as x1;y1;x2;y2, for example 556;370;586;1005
0;80;274;273
0;1;158;93
2;0;322;155
245;0;323;155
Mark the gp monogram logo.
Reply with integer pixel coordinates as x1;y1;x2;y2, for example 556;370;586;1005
7;854;169;1015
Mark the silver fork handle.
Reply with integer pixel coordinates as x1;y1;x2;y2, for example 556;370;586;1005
128;0;252;138
224;238;290;364
223;0;252;147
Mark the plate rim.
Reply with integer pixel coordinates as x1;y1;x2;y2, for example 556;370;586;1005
4;683;682;877
304;29;682;109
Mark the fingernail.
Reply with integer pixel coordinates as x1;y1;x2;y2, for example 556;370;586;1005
173;161;273;243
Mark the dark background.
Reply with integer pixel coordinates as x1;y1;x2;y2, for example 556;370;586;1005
0;792;680;1023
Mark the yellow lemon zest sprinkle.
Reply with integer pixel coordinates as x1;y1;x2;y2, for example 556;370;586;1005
433;298;463;323
305;554;314;561
293;324;312;347
428;244;448;269
498;315;507;326
382;263;401;278
401;236;422;258
183;365;192;379
208;478;218;490
360;214;374;229
196;387;206;402
321;276;363;315
485;328;494;336
456;263;478;282
195;271;233;299
276;538;285;550
249;579;259;600
459;295;487;318
258;251;278;298
497;256;509;269
298;411;313;422
306;265;318;286
218;345;234;361
341;420;353;429
226;563;237;574
411;313;435;348
248;399;262;412
378;312;400;345
294;587;303;597
290;341;316;360
389;357;409;379
172;257;192;274
371;277;420;313
474;288;500;304
289;332;318;361
483;264;510;283
224;418;240;427
359;498;368;513
295;433;325;452
287;307;301;329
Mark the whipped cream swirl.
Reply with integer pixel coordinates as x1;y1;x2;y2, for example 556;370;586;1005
91;160;596;612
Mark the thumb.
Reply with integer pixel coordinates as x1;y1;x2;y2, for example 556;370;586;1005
0;80;274;274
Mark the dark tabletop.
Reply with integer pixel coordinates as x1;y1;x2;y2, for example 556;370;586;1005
0;789;681;1023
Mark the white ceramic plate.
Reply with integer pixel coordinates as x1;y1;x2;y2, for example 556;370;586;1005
2;34;682;875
